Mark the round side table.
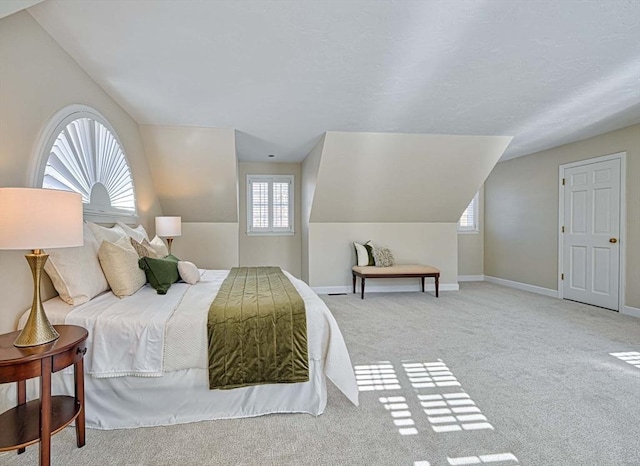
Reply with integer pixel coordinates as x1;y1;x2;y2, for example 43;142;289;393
0;325;88;466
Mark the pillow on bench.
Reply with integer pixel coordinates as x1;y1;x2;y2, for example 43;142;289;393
353;241;375;266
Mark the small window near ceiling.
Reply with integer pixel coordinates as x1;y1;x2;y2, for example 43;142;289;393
247;175;294;235
458;192;479;233
39;108;137;222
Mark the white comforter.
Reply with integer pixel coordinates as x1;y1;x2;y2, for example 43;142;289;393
20;270;359;406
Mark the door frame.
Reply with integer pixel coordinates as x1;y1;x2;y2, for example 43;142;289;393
558;152;626;311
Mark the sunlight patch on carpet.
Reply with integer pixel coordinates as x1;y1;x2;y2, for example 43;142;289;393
379;396;418;435
447;452;519;464
403;361;461;388
610;351;640;369
354;362;401;391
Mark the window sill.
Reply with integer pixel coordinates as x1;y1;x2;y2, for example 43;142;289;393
457;230;479;235
246;231;295;237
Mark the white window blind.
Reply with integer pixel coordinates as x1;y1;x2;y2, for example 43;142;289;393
458;192;479;233
42;115;137;218
247;175;294;235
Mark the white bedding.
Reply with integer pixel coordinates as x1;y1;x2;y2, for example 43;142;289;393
19;270;359;429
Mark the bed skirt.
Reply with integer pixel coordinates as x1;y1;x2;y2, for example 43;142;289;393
47;361;326;429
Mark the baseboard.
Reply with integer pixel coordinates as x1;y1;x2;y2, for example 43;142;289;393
621;306;640;318
313;283;459;295
484;275;559;298
458;275;485;282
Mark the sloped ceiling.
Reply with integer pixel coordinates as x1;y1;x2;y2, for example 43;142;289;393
310;132;512;222
27;0;640;162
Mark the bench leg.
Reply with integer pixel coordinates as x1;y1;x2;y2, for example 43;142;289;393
361;277;365;299
435;275;439;297
352;273;356;294
421;276;425;292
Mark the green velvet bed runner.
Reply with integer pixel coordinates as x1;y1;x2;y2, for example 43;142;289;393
207;267;309;389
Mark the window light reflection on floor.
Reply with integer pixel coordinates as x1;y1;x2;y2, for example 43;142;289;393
447;452;519;465
354;362;401;391
418;393;493;432
379;396;418;435
403;361;461;388
610;351;640;369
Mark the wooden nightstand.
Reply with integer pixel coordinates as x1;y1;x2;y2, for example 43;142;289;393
0;325;88;466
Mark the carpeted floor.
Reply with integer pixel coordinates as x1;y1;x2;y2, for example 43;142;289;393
2;282;639;465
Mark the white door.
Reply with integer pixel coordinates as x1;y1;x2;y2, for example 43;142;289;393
563;158;620;310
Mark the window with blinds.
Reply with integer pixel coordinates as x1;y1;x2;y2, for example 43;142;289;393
247;175;294;234
458;192;479;233
42;116;136;216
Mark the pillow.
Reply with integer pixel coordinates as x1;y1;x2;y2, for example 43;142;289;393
117;221;149;243
44;223;109;305
138;256;180;294
130;237;158;258
178;261;200;285
149;235;169;257
373;247;395;267
98;237;147;298
87;222;126;245
353;240;375;266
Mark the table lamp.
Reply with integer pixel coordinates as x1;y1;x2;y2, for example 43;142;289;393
0;188;83;347
155;216;181;254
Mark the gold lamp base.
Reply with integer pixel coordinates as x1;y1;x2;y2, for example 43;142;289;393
14;251;59;347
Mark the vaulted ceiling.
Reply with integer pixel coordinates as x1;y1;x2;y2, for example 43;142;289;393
21;0;640;162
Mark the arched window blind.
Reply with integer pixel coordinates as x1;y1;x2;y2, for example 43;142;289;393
41;115;137;219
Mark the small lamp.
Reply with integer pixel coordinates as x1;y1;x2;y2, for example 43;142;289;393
155;216;181;254
0;188;83;347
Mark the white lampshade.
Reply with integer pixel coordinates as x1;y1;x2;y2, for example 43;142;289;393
155;216;182;237
0;188;83;250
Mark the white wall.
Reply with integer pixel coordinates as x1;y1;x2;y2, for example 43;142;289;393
238;162;302;277
0;11;162;334
485;124;640;309
308;223;458;290
301;136;325;282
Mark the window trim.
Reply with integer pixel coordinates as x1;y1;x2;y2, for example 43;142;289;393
458;192;479;234
246;174;294;236
31;104;139;224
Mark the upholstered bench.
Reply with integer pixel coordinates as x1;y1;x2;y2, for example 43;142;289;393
351;265;440;299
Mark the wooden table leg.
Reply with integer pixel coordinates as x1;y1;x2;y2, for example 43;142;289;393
40;358;52;466
435;275;439;297
17;380;26;454
74;357;85;448
352;273;356;294
421;276;425;292
360;277;365;299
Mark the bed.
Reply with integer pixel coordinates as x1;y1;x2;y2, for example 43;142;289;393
18;268;359;430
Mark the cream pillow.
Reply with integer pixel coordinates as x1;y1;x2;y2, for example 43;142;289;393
98;236;146;298
130;237;159;258
178;261;200;285
44;223;109;305
117;221;149;243
149;235;169;257
87;222;126;245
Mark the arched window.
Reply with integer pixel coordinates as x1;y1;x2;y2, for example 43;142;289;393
34;106;137;222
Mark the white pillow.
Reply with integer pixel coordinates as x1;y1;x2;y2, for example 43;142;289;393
87;222;126;245
117;221;149;243
353;241;374;267
149;235;169;257
44;223;109;305
178;261;200;285
98;236;146;298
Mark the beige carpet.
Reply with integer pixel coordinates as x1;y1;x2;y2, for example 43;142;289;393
2;282;639;465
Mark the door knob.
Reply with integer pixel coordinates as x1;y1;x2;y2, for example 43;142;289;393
609;238;618;243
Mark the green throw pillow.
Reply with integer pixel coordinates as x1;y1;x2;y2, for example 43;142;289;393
138;256;180;294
